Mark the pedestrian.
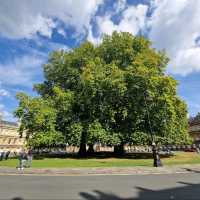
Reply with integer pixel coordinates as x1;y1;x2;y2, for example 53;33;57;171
27;148;33;168
17;148;26;170
0;151;4;161
5;151;10;160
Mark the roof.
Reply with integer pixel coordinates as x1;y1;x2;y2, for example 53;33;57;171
189;117;200;126
0;120;18;127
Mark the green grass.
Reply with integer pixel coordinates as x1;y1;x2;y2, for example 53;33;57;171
0;152;200;168
163;152;200;165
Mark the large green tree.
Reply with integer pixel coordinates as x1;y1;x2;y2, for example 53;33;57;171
15;32;191;155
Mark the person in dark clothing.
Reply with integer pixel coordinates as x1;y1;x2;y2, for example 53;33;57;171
27;149;33;168
0;151;5;161
5;151;10;160
17;149;27;170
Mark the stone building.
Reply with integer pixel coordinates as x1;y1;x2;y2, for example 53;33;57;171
0;120;25;152
189;119;200;144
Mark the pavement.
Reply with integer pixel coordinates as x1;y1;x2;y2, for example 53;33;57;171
0;173;200;199
0;164;200;176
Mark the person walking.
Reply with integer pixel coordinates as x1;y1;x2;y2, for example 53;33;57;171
17;148;26;170
27;148;33;168
0;151;4;161
5;151;10;160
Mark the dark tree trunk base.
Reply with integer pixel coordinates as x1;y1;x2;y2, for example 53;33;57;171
87;144;95;155
78;131;87;157
114;144;125;156
78;144;87;157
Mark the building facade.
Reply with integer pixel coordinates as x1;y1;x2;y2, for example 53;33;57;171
0;120;25;152
189;120;200;144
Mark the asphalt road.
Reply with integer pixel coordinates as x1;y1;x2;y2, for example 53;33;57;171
0;173;200;200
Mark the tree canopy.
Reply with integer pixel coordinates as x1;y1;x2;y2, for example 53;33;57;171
15;32;191;155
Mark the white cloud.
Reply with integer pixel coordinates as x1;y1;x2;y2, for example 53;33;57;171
88;0;200;76
0;89;9;97
171;47;200;75
57;28;67;37
0;82;10;97
114;0;127;13
35;39;70;52
87;25;101;45
89;4;148;43
0;2;56;39
0;0;103;39
1;0;199;76
149;0;200;75
0;55;45;87
0;104;15;122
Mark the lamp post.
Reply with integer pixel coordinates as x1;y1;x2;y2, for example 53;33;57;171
143;90;163;167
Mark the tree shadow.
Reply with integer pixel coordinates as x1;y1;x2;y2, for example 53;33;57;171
8;182;200;200
80;182;200;200
183;168;200;173
33;152;172;160
80;190;132;200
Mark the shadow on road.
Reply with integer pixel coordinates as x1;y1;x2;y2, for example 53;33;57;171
80;182;200;200
9;181;200;200
183;168;200;173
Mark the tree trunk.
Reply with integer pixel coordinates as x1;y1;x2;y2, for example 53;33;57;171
78;131;87;157
114;143;125;156
87;144;94;155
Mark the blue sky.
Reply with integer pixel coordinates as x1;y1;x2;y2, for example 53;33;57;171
0;0;200;121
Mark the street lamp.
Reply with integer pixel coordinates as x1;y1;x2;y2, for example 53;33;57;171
143;90;163;167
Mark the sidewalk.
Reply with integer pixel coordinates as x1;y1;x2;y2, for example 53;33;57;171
0;164;200;176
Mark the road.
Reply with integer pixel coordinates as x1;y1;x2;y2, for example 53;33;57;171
0;173;200;200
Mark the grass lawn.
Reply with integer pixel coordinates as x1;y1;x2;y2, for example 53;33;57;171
0;152;200;168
